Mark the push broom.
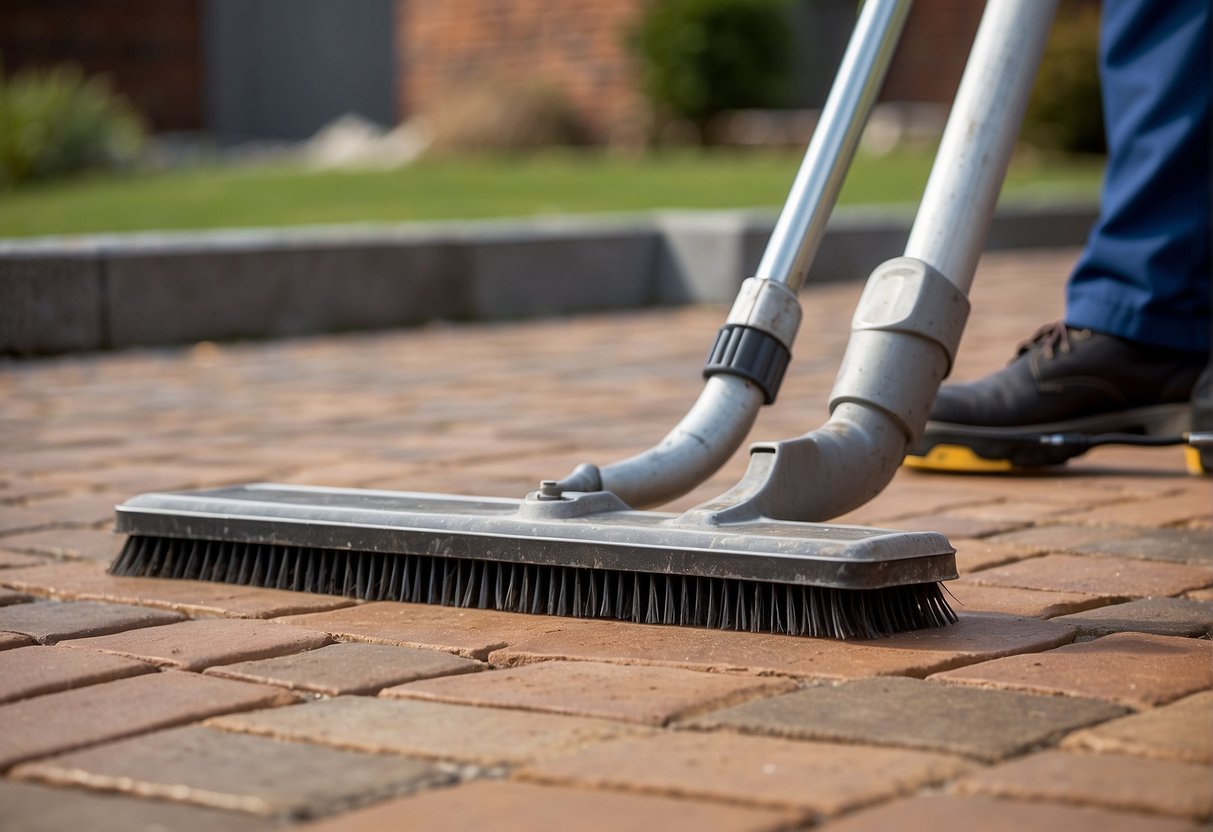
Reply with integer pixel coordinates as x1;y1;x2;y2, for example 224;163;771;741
110;0;1059;638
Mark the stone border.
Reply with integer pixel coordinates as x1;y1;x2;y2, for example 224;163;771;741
1;201;1096;355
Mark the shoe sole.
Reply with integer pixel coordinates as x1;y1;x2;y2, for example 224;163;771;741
904;403;1192;473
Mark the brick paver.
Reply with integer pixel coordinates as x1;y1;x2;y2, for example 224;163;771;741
489;614;1076;678
1061;691;1212;763
0;561;357;618
962;553;1213;597
384;659;795;725
932;632;1213;709
278;601;577;660
518;730;969;814
0;671;297;770
946;582;1107;617
297;779;802;832
1076;529;1213;565
0;645;153;704
0;599;183;643
689;677;1124;762
60;618;331;671
0;587;32;605
0;631;33;650
2;247;1210;827
207;695;647;765
815;794;1202;832
205;641;484;696
953;749;1211;821
0;779;275;832
1052;597;1213;638
14;725;451;819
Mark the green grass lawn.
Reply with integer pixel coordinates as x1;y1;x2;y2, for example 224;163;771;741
0;149;1103;239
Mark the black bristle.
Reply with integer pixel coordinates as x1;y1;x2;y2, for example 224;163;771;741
109;535;957;640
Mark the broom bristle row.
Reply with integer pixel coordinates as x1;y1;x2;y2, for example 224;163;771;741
110;535;956;640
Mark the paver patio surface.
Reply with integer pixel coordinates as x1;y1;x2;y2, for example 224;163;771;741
1;248;1209;829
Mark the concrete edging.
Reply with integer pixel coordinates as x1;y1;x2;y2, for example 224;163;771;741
0;201;1097;355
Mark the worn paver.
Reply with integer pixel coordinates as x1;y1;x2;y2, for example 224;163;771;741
518;730;970;814
0;586;33;605
1062;691;1213;763
961;553;1213;597
946;582;1108;617
297;779;802;832
489;614;1076;679
688;676;1125;762
13;725;451;819
0;631;34;650
1076;529;1213;565
205;641;483;695
983;524;1140;555
1052;597;1213;638
0;599;183;643
950;538;1042;574
383;659;796;725
1065;492;1213;529
815;794;1202;832
0;645;153;703
0;526;126;562
932;632;1213;709
0;671;297;770
0;549;44;569
208;694;647;765
0;779;275;832
953;749;1211;821
60;618;331;670
277;601;576;660
0;560;357;618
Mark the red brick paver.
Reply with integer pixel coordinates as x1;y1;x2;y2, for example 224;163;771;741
13;725;450;818
518;731;970;814
962;554;1213;598
815;794;1202;832
0;645;153;704
60;618;331;671
0;598;183;643
297;779;801;832
205;641;484;696
0;671;297;770
208;695;647;765
931;632;1213;709
1;561;356;618
383;659;795;725
1061;691;1213;763
953;749;1211;821
489;614;1076;678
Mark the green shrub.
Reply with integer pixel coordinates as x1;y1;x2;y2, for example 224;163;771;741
633;0;792;142
1022;7;1104;155
0;60;145;188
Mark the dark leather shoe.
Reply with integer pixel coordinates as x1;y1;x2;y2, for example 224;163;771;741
906;322;1207;470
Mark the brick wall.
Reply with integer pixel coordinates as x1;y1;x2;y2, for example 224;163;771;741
0;0;203;132
882;0;985;103
398;0;649;144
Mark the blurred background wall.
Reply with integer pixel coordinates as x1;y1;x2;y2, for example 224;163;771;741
0;0;983;144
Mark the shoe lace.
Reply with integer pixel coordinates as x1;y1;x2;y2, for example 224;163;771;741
1014;320;1072;361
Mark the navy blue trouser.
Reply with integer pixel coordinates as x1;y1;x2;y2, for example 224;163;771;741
1064;0;1211;353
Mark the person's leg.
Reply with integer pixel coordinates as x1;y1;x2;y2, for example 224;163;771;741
1066;0;1210;351
905;0;1210;471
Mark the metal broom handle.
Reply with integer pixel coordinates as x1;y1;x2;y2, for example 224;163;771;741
756;0;912;293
